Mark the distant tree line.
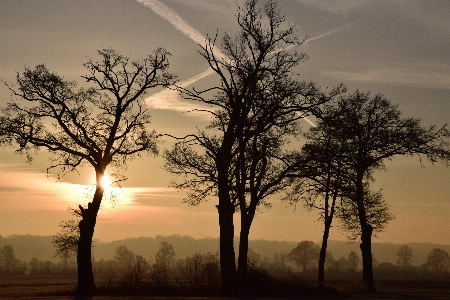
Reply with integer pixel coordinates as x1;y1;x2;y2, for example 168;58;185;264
2;240;449;286
1;0;449;296
286;241;450;278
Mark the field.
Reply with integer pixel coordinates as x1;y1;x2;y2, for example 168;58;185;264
0;275;449;299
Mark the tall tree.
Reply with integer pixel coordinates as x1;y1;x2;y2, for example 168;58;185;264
347;251;360;273
0;245;18;274
285;104;351;287
153;241;176;285
337;185;395;241
288;240;320;273
319;90;450;291
426;248;450;275
164;0;334;294
396;244;413;269
1;48;174;295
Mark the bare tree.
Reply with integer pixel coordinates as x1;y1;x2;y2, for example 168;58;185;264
0;245;18;274
318;90;450;292
288;240;320;273
426;248;450;275
396;244;413;270
164;0;336;293
337;185;395;241
347;251;360;273
1;48;175;295
285;103;351;287
152;241;175;285
114;245;136;279
52;217;80;272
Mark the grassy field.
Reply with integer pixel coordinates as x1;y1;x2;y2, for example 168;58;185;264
0;274;449;299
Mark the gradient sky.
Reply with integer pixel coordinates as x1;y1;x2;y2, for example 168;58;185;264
0;0;449;245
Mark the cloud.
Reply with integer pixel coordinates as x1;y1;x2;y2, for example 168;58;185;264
145;68;214;119
323;65;450;90
137;0;344;127
137;0;228;119
298;0;366;15
0;162;182;213
136;0;206;45
0;163;87;210
304;25;349;43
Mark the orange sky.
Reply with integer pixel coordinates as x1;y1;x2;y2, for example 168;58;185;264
0;0;449;245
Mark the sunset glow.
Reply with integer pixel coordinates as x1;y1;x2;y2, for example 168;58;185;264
100;173;113;189
0;0;449;247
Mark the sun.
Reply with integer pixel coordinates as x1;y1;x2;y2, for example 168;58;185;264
99;172;112;189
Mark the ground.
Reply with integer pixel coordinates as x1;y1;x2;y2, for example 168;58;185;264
0;274;449;299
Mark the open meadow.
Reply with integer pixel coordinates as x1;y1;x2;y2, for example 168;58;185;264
0;274;449;300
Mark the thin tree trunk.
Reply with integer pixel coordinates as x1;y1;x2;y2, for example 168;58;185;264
237;219;250;293
355;172;376;293
360;224;375;292
318;222;330;287
217;198;236;296
76;174;104;295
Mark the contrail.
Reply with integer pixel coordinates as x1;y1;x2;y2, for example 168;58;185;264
136;0;224;117
136;0;205;44
136;0;343;125
305;25;349;43
136;0;226;61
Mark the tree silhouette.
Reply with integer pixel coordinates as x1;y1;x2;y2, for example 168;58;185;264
315;90;450;292
347;251;360;273
1;48;175;295
396;244;413;270
153;241;175;285
285;104;351;286
52;218;79;271
426;248;450;275
288;240;320;273
0;245;18;274
337;185;395;241
114;245;136;279
164;0;338;293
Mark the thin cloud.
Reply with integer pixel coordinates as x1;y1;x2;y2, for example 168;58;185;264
137;0;341;126
305;25;349;43
145;68;213;119
0;162;181;212
324;66;450;90
136;0;226;60
136;0;206;45
298;0;366;15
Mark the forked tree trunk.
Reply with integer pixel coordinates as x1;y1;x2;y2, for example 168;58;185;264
76;181;104;295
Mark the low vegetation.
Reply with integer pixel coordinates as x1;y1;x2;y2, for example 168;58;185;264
1;237;449;298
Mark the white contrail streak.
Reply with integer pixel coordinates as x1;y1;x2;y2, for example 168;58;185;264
145;68;213;118
305;25;349;43
136;0;224;117
136;0;205;44
302;116;317;127
136;0;344;125
136;0;226;61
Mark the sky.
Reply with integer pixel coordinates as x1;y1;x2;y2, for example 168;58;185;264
0;0;449;246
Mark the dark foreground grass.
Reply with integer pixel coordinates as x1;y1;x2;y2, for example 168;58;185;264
1;274;449;299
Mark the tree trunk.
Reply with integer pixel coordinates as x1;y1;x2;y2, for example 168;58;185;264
75;177;104;295
360;224;376;292
318;222;331;288
217;201;236;296
355;172;376;293
237;220;250;293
